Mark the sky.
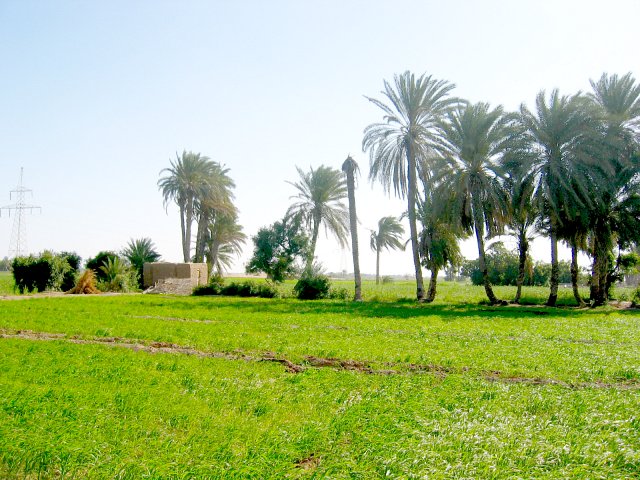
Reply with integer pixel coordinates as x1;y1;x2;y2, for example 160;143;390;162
0;0;638;276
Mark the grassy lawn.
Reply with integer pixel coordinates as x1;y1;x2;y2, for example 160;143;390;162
1;284;639;478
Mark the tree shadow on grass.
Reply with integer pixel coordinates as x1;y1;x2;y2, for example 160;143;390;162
168;296;639;322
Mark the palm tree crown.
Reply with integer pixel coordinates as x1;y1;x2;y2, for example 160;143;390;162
286;165;349;270
370;216;405;285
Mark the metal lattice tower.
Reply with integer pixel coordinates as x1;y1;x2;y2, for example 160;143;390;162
1;168;41;258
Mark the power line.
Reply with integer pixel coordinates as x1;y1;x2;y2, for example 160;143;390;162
1;168;41;258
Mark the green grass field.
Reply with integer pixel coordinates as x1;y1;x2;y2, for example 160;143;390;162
1;281;639;478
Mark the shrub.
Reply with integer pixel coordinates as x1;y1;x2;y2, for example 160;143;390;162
193;274;226;296
11;252;78;293
381;276;394;284
294;273;331;300
97;257;138;293
86;251;119;282
632;286;640;307
328;287;350;300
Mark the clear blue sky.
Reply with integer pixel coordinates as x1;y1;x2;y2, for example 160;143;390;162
1;1;638;275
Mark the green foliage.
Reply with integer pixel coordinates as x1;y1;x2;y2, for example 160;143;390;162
10;252;78;293
294;272;331;300
246;217;309;283
220;280;277;298
0;256;11;271
461;244;584;287
86;251;119;282
192;274;226;296
97;257;138;293
328;286;350;300
121;238;161;288
632;285;640;306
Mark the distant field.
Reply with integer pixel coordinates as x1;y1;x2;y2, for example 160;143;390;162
1;285;639;478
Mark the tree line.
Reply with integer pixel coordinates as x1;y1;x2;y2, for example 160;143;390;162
158;71;640;307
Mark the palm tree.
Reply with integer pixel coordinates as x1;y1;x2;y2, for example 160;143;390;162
363;71;459;300
434;103;512;304
519;90;597;306
158;151;213;262
286;165;349;271
193;162;236;263
502;167;537;304
587;73;640;305
417;187;467;302
205;212;246;276
121;237;162;288
370;216;405;285
341;155;362;301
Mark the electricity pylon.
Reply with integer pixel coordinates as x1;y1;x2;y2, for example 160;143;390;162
1;168;41;258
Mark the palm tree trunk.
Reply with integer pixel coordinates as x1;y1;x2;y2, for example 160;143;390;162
306;218;320;272
514;230;528;304
473;198;499;305
345;168;362;301
376;248;380;285
194;212;207;263
425;267;438;302
406;146;425;300
570;241;585;307
546;226;559;307
183;197;194;262
591;229;612;306
179;204;187;263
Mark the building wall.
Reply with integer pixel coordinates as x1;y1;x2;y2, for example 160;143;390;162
143;262;208;288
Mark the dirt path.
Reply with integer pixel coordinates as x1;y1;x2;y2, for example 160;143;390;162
2;329;639;390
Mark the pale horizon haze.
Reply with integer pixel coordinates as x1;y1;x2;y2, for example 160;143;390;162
1;1;638;276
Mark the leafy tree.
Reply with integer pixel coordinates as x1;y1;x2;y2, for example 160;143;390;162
519;90;597;306
246;217;309;283
435;103;512;304
121;238;161;288
158;151;214;262
98;257;137;292
363;71;458;300
341;155;362;301
286;165;348;271
370;216;405;285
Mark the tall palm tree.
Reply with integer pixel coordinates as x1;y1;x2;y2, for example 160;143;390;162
363;71;459;300
587;72;640;305
370;216;405;285
519;90;597;306
286;165;349;271
342;155;362;301
121;238;162;288
434;103;513;305
158;151;213;262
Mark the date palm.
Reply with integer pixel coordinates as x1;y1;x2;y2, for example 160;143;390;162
193;162;236;263
435;103;512;304
587;72;640;305
342;155;362;301
363;71;458;300
158;151;213;262
370;216;405;285
286;165;349;271
205;212;246;276
121;238;161;288
519;90;597;306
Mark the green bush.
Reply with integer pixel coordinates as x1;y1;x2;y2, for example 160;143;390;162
328;287;350;300
632;286;640;307
11;252;79;293
96;257;138;293
294;273;331;300
86;251;119;282
193;275;226;296
216;280;278;298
